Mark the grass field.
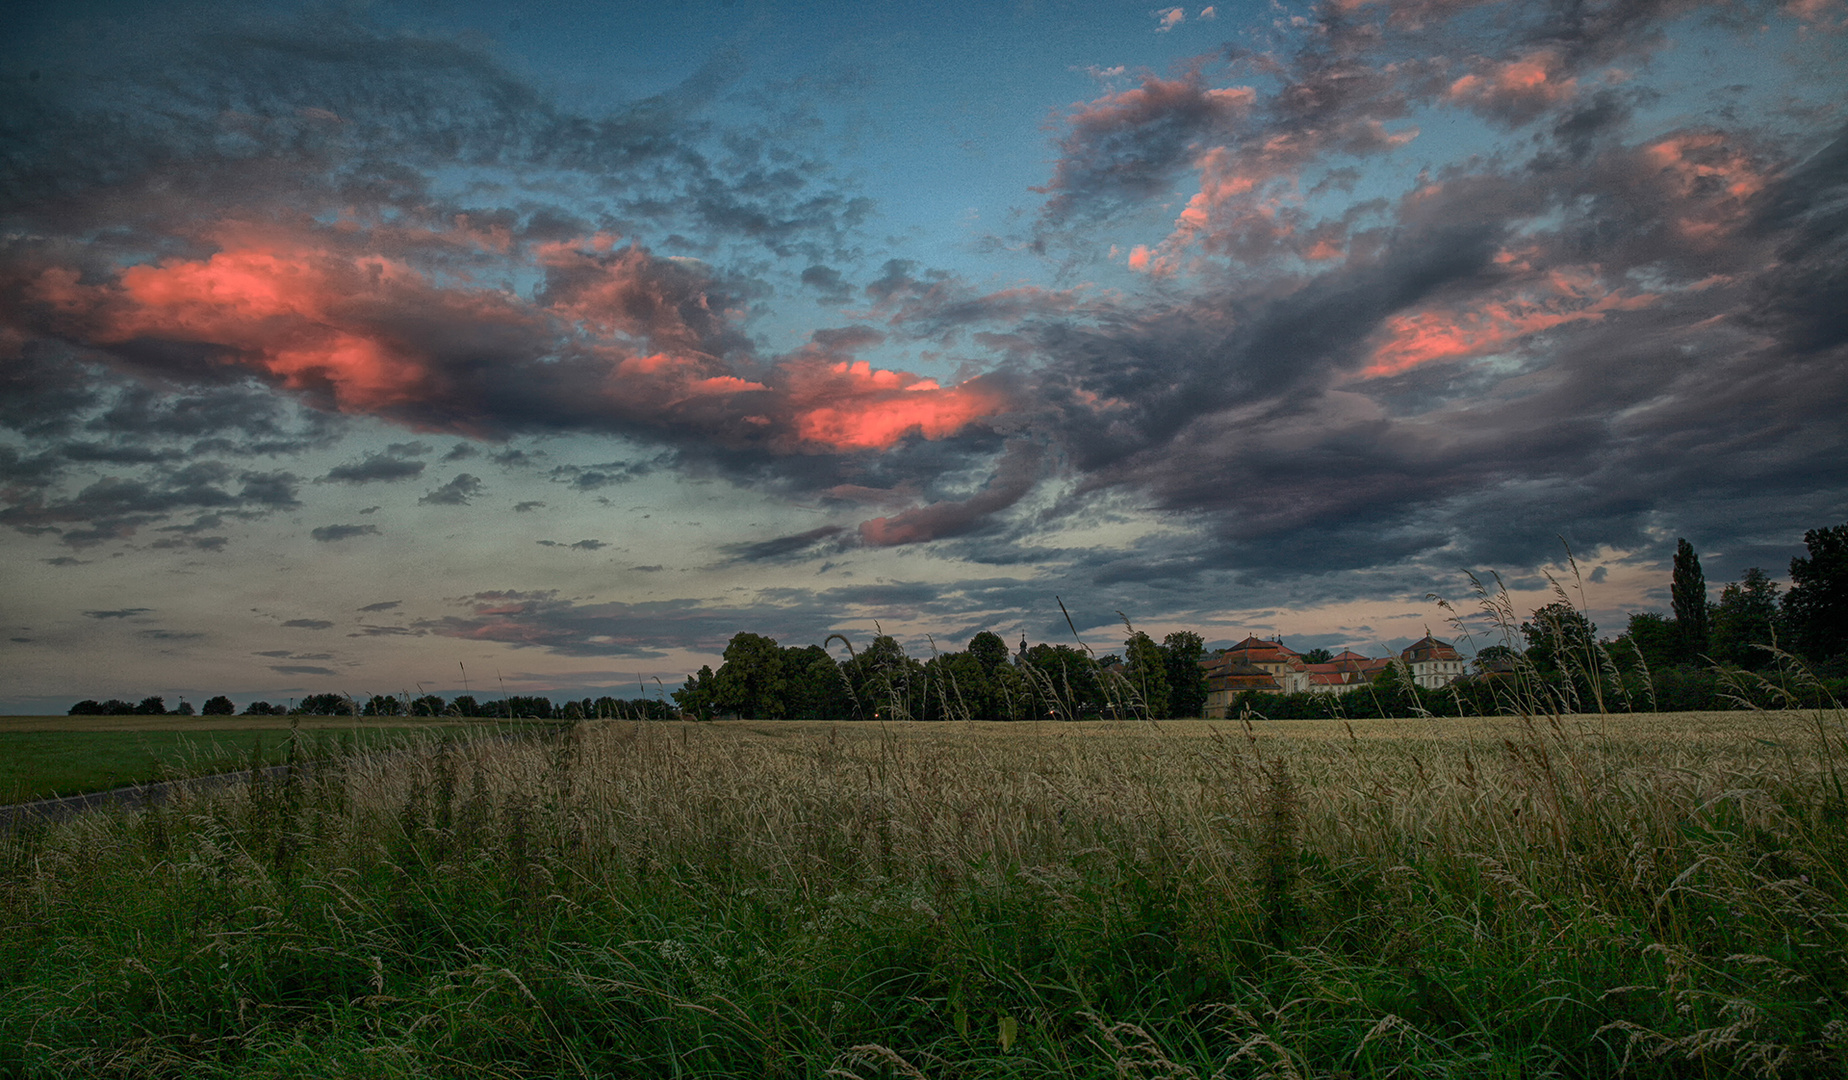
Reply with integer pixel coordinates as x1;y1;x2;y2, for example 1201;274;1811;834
0;718;541;804
2;709;1844;1077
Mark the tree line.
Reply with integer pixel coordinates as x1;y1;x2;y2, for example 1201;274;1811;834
68;691;674;720
669;628;1212;722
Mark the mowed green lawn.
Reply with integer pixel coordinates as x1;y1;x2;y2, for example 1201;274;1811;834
0;716;509;804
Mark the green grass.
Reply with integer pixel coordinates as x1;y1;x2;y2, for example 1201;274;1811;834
0;726;504;804
1;713;1845;1078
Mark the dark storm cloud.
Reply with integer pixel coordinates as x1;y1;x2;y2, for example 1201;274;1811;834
419;474;483;506
358;601;401;612
720;525;846;563
968;1;1848;586
323;453;426;484
547;457;669;490
0;462;302;545
281;618;334;630
799;264;852;304
270;664;337;676
83;608;151;619
310;523;378;542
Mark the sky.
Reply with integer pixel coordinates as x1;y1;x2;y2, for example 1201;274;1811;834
2;0;1845;713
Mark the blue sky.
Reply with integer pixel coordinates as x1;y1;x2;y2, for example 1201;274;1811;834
2;0;1845;712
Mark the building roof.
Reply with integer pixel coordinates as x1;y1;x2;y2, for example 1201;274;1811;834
1401;635;1463;662
1206;661;1281;692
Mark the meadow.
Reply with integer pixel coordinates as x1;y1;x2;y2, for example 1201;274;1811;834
0;717;512;805
1;709;1844;1077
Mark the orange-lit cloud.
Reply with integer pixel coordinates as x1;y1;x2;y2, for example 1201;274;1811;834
1360;275;1658;378
1643;132;1770;244
25;240;500;414
785;359;1007;452
8;223;1018;456
1446;50;1576;120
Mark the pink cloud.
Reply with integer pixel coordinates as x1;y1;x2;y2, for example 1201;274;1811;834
1445;50;1577;123
783;359;1009;452
1358;273;1659;378
7;223;1013;453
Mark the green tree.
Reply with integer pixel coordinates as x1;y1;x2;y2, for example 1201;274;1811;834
201;695;235;716
1300;647;1334;664
1785;524;1848;662
711;632;788;718
1161;630;1208;718
672;666;717;720
298;693;348;715
360;695;402;717
1121;632;1170;718
1520;602;1598;677
1021;643;1103;719
134;695;167;715
409;694;446;716
1672;537;1710;661
842;635;921;720
1472;644;1520;673
783;644;851;721
448;694;480;717
968;631;1009;672
1711;568;1783;668
1614;613;1680;673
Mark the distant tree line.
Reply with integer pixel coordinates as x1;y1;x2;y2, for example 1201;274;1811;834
668;628;1212;722
69;691;674;720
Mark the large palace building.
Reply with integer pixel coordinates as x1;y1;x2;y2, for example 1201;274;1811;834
1199;635;1467;718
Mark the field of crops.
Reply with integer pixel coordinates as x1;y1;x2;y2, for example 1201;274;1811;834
2;710;1844;1077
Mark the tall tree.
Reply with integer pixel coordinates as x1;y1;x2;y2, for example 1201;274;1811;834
782;644;851;721
1671;537;1710;661
1122;632;1170;719
711;632;787;719
1616;612;1680;674
1161;631;1209;718
968;631;1009;673
672;665;717;720
1022;643;1103;719
1785;524;1848;662
1711;568;1783;668
843;635;920;720
1520;602;1598;676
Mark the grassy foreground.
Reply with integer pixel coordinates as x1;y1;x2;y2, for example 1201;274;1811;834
2;712;1845;1078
